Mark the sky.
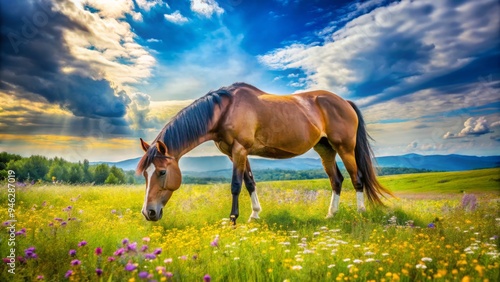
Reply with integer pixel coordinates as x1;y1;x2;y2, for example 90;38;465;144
0;0;499;162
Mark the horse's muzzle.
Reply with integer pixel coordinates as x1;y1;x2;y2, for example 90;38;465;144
143;207;163;221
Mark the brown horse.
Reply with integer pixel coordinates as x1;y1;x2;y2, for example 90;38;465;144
136;82;393;223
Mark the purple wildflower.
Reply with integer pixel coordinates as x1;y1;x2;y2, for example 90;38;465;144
461;194;478;211
111;209;116;214
114;248;125;256
138;271;149;279
124;262;137;271
78;240;87;247
25;247;38;259
65;270;73;278
153;248;162;255
144;253;156;260
71;259;81;266
192;254;198;260
127;242;138;252
428;223;436;228
204;274;211;282
122;238;129;245
95;268;103;276
210;235;219;247
15;228;26;236
180;255;187;260
69;249;76;257
61;221;67;226
95;247;102;256
107;256;115;262
37;275;44;280
3;221;10;226
164;272;173;278
3;258;12;263
54;217;63;222
140;245;148;252
48;222;54;227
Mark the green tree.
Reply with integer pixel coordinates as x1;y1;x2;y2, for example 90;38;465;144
46;157;69;182
109;165;125;184
104;173;118;184
68;164;84;183
83;159;93;182
93;164;110;184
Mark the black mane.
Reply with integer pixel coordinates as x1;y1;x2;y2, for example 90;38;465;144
137;84;236;173
157;86;233;149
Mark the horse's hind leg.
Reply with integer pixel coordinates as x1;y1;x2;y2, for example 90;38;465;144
335;145;366;212
244;159;262;222
314;138;344;218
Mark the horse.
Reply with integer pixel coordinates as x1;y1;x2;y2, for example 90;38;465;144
136;82;393;224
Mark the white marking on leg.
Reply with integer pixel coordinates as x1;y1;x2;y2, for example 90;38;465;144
248;191;261;221
326;192;340;218
142;164;155;216
356;191;366;212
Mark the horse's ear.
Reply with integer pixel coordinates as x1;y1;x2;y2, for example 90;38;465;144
157;140;168;156
140;138;150;152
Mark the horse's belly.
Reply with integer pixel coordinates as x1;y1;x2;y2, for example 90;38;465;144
249;146;303;159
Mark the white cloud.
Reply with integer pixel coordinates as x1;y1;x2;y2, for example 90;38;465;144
190;0;224;18
258;0;499;98
131;11;143;21
53;0;156;96
146;38;162;43
164;11;189;24
443;117;492;139
135;0;164;11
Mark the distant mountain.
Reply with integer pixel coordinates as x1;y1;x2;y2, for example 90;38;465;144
92;154;500;173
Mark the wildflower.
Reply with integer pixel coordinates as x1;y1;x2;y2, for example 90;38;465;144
37;275;44;280
111;209;116;214
421;257;432;262
142;237;150;242
127;242;138;252
365;258;375;262
140;245;148;252
164;272;173;278
69;250;76;257
138;271;149;279
313;232;320;236
427;223;436;228
234;257;240;260
65;270;73;278
122;238;129;245
15;228;26;236
71;259;81;266
210;235;219;247
291;265;302;270
461;194;477;211
125;263;137;271
364;251;375;256
203;274;211;282
2;221;10;226
95;247;102;256
416;264;427;269
192;254;198;260
25;247;38;259
61;221;67;226
153;248;162;255
114;248;125;256
164;258;173;264
327;264;335;268
343;258;351;262
95;268;103;276
353;259;363;264
107;256;115;262
144;253;156;260
180;255;187;260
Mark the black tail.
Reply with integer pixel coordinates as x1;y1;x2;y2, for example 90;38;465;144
348;101;394;205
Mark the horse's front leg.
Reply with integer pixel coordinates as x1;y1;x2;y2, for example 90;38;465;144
230;142;247;225
244;159;261;222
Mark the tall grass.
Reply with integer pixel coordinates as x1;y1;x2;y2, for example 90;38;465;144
0;168;499;281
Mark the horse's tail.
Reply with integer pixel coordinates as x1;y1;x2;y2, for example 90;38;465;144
348;101;394;205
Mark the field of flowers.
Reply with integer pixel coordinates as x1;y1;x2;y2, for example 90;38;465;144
1;168;499;281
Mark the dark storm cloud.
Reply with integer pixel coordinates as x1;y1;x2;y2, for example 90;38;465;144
0;0;131;119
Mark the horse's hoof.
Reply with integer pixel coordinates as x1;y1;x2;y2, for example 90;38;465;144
325;213;335;219
248;216;260;223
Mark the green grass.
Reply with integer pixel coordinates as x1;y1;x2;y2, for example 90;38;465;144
0;168;499;281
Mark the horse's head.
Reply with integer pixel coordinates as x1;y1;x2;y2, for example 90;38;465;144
138;138;182;221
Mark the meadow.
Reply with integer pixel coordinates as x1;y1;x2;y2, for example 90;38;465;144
0;168;499;281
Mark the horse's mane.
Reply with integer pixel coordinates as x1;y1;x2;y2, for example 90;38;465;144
136;84;238;173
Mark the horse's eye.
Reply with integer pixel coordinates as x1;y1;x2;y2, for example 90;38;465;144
159;170;166;176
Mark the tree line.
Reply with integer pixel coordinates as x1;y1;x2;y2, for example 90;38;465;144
0;152;141;185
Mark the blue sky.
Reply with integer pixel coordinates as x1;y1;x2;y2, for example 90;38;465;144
0;0;499;161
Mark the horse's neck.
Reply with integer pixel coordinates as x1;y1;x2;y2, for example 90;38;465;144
172;133;215;159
